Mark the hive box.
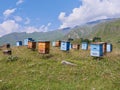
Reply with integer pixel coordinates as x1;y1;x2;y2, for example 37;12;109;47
55;41;61;47
81;42;88;50
101;42;107;54
107;43;112;52
72;44;80;50
52;41;56;47
16;41;22;46
28;41;36;50
90;43;103;57
24;38;33;45
60;41;70;51
38;41;50;54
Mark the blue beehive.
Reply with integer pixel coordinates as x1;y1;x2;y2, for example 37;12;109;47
60;41;70;51
107;43;112;52
24;38;33;45
16;41;22;46
52;41;56;47
90;43;103;57
81;42;88;50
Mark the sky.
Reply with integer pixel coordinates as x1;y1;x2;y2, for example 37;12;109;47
0;0;120;37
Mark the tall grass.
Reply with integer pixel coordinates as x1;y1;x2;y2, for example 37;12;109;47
0;45;120;90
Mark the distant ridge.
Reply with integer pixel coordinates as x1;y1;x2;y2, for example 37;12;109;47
0;18;120;45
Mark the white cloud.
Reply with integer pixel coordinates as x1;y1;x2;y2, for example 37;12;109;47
39;23;51;32
22;23;52;33
14;16;23;22
22;26;38;33
59;0;120;28
0;19;51;37
16;0;24;5
3;8;16;17
0;20;19;37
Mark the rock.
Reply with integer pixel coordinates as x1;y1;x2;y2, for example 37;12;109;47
0;80;2;82
61;60;77;66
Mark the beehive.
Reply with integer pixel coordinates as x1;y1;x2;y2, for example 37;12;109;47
3;43;10;49
24;38;33;45
28;41;36;50
90;43;103;57
102;42;107;54
60;41;70;51
3;50;12;55
107;43;112;52
16;41;22;46
81;42;88;50
52;41;56;47
38;41;50;54
72;44;80;50
55;41;61;47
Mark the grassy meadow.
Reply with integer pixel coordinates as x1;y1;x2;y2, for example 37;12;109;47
0;44;120;90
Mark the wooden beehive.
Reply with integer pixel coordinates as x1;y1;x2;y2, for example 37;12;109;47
55;41;61;47
2;43;10;49
102;42;107;54
38;41;50;54
3;50;12;55
16;41;22;46
72;44;80;50
107;43;112;52
81;42;88;50
90;42;103;57
60;41;70;51
28;41;36;50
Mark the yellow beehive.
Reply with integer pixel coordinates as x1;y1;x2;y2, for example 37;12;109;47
28;41;36;50
38;41;50;54
55;41;61;47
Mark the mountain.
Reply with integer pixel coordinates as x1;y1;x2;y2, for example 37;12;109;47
0;18;120;46
65;18;120;43
88;19;120;43
0;29;71;46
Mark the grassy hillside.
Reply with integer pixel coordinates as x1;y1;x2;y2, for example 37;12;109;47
64;25;94;39
89;19;120;43
0;45;120;90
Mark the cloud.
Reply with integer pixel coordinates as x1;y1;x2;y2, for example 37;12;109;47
0;20;51;37
14;16;23;22
39;23;51;32
23;23;52;33
16;0;24;5
22;26;38;33
0;20;19;37
59;0;120;28
3;8;16;17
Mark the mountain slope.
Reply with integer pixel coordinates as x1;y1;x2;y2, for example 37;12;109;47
0;29;70;45
89;19;120;43
0;18;120;46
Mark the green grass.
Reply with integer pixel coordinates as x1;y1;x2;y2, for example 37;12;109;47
0;46;120;90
